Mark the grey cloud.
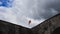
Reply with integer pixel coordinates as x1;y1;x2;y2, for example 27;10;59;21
11;0;60;28
0;0;60;28
30;0;60;20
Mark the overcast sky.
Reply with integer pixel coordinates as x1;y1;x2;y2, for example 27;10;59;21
0;0;60;28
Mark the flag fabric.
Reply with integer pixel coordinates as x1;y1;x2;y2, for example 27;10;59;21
28;20;31;24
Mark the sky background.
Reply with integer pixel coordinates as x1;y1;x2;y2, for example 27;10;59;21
0;0;60;28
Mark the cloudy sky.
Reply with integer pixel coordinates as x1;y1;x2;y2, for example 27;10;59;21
0;0;60;28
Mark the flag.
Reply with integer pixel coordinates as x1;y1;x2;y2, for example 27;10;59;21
28;20;31;24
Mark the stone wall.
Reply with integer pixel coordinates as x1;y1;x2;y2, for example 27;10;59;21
32;14;60;34
0;20;35;34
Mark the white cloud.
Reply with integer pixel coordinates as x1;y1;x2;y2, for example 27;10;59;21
0;0;60;28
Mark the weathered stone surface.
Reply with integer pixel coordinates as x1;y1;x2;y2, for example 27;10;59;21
0;13;60;34
0;20;35;34
32;13;60;34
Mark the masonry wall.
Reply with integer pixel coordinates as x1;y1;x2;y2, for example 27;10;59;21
32;14;60;34
0;20;35;34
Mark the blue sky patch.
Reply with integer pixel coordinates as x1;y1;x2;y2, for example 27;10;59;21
0;0;13;7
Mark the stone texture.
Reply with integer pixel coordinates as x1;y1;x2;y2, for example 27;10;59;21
32;13;60;34
0;20;35;34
